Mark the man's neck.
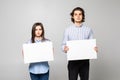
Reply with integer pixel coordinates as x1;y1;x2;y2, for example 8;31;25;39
74;22;82;27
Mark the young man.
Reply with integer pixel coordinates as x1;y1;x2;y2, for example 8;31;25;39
62;7;98;80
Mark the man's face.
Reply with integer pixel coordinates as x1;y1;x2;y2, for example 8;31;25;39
35;26;42;37
73;10;83;23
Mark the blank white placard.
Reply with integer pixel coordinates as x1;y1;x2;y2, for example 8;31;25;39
67;39;97;60
23;41;54;64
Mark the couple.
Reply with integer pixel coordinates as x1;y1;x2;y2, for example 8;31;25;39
24;7;98;80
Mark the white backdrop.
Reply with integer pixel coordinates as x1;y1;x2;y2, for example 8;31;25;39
0;0;120;80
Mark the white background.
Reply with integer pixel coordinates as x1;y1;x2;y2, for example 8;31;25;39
0;0;120;80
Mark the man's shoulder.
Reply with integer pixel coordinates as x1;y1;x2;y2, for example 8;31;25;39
82;24;92;30
65;25;74;30
64;26;72;33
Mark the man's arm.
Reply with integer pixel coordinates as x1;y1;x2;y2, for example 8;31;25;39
62;29;69;53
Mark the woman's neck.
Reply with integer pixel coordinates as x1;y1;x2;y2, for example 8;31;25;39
35;37;43;40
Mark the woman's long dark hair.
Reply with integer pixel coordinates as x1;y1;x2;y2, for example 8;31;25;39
31;22;45;43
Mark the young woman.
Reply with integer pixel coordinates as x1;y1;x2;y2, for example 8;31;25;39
26;22;50;80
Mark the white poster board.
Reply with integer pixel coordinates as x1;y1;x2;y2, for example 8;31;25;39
23;41;54;64
66;39;97;60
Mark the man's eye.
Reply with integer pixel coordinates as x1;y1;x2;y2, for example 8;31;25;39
75;14;77;15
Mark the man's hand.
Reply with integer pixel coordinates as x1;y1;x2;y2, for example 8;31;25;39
94;46;98;53
64;46;69;53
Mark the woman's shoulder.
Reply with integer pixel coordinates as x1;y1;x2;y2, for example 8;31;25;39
25;39;32;44
43;38;51;42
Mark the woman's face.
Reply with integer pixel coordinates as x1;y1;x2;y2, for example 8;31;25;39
35;25;43;37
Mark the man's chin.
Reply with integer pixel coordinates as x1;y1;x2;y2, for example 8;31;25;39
75;21;81;23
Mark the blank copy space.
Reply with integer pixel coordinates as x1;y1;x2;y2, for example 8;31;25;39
67;39;97;60
23;42;54;64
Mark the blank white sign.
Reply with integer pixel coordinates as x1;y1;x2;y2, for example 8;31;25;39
67;39;97;60
23;41;54;64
